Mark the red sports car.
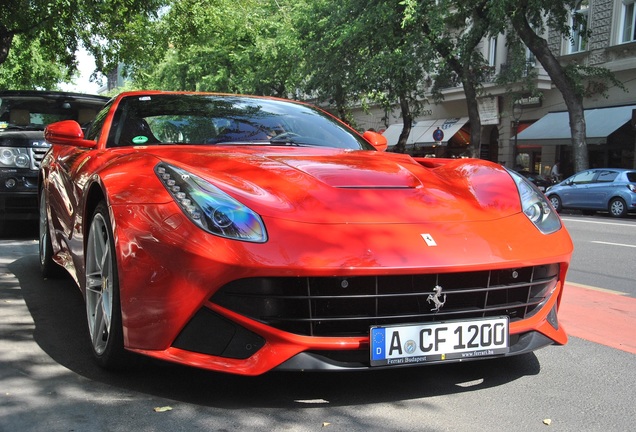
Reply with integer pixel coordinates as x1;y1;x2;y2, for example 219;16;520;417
39;91;573;375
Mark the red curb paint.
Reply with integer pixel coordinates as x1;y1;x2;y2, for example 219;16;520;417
559;283;636;355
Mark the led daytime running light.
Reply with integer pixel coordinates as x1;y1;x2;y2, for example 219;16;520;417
155;163;267;242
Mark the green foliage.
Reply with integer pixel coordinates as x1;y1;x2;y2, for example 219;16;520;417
2;0;626;166
401;0;493;97
295;0;433;125
565;64;628;99
0;0;166;89
126;0;303;97
0;35;70;90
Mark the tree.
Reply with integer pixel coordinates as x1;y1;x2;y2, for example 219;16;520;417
0;0;165;89
402;0;504;158
294;0;362;123
0;35;70;89
125;0;302;97
491;0;625;172
296;0;431;149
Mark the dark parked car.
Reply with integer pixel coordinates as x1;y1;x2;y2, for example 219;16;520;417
0;90;108;232
546;168;636;217
516;170;554;192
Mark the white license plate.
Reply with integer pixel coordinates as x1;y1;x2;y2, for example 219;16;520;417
370;317;509;366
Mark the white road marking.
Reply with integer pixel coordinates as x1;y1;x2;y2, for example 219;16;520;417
591;241;636;248
561;217;636;228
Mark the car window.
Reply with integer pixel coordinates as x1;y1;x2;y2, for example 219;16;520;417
0;92;107;132
626;171;636;182
596;171;619;183
107;94;374;150
570;170;596;184
85;101;114;141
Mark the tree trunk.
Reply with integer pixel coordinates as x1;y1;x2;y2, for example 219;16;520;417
462;79;482;158
419;13;486;159
394;93;413;154
511;4;589;172
0;26;14;66
333;83;349;124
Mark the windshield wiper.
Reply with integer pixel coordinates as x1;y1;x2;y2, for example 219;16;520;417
268;132;303;146
268;132;330;147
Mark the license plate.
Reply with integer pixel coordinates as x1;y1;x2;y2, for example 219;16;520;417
370;317;509;366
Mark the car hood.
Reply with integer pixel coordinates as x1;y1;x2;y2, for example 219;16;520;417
105;146;521;224
0;129;46;142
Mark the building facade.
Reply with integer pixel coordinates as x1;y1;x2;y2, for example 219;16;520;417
353;0;636;179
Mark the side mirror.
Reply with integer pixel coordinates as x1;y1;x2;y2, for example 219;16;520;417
362;130;388;152
45;120;97;148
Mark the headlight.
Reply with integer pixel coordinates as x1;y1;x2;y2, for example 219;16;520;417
508;170;561;234
155;163;267;242
0;147;31;168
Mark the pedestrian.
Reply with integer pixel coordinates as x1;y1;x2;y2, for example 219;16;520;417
551;161;561;182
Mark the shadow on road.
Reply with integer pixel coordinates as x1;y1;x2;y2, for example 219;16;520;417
9;248;542;409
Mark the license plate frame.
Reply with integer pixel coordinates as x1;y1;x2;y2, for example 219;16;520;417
370;316;510;366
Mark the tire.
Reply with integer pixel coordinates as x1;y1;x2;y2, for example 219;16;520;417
548;194;562;212
608;198;627;218
39;189;62;278
85;201;131;369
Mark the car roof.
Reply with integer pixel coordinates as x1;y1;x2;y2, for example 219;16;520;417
0;90;109;101
575;168;636;175
112;90;307;107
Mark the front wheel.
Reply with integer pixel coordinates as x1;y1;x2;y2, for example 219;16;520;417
85;201;130;369
39;188;61;278
548;195;562;212
608;198;627;218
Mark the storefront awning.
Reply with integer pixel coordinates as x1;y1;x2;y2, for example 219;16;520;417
516;105;636;145
383;117;469;148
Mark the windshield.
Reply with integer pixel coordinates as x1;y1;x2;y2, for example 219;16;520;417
0;92;107;132
108;94;374;150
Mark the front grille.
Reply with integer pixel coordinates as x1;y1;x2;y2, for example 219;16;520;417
29;145;50;170
1;196;37;211
211;264;560;337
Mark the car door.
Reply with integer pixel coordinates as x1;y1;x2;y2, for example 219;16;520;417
584;170;620;209
560;170;597;208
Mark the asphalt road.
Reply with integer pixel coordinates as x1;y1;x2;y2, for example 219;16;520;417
560;213;636;297
1;217;635;432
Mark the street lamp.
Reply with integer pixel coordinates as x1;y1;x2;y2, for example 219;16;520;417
512;100;523;169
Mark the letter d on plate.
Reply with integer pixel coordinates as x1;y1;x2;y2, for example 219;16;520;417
371;327;386;361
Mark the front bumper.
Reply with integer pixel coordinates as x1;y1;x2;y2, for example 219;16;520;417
0;169;39;220
110;201;572;375
133;287;566;375
275;329;557;371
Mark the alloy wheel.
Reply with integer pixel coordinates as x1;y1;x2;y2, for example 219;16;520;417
85;212;114;356
609;199;626;217
38;191;48;267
